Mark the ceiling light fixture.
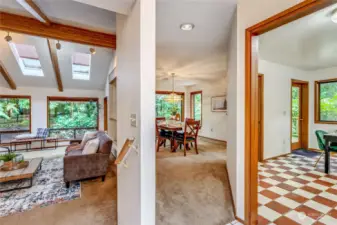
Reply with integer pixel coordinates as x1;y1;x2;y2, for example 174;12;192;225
90;47;96;55
331;9;337;23
4;32;12;43
164;73;182;103
56;40;61;50
180;23;195;31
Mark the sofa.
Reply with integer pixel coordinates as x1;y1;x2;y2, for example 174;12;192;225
63;131;113;188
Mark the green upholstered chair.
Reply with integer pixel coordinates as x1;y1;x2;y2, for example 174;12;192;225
314;130;337;167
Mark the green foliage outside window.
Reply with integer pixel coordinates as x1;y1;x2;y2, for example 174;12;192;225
155;94;182;120
0;98;30;131
292;87;299;139
48;101;98;129
193;93;202;122
319;81;337;122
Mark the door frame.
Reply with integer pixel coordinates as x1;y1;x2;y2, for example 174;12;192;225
245;1;334;224
104;96;108;131
291;79;309;151
258;74;264;162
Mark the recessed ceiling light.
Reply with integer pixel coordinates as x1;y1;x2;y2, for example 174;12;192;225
180;23;194;31
331;9;337;23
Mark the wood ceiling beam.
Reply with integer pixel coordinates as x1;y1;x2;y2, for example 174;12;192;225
47;39;63;92
0;61;17;90
16;0;51;25
0;12;116;49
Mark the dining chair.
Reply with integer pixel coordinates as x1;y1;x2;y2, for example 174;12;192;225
174;120;200;156
156;117;172;152
315;130;337;167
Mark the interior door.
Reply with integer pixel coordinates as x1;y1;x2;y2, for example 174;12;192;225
291;84;302;150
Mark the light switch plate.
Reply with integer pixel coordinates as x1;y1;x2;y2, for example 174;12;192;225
130;113;137;127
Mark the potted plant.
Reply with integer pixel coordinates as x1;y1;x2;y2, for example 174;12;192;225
0;153;18;170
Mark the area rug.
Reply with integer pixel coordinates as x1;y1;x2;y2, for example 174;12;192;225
0;157;81;217
292;148;321;158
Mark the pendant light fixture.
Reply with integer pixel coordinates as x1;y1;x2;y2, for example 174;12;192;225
164;73;182;103
90;47;96;55
56;40;61;50
4;32;12;43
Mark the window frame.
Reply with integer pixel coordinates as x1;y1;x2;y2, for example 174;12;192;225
0;95;32;133
190;91;202;125
47;96;99;129
155;91;185;122
72;53;91;80
315;78;337;124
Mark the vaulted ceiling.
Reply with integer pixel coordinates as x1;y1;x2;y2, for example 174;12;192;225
0;32;114;90
156;0;237;84
0;0;115;90
0;0;116;34
259;3;337;71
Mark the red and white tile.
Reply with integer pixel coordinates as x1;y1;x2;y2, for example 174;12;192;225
258;154;337;225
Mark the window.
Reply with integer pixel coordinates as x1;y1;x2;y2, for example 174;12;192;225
315;79;337;123
0;95;31;133
9;43;44;76
72;53;91;80
155;91;184;121
47;97;99;129
191;91;202;124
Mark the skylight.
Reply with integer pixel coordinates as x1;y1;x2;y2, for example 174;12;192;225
72;53;91;80
9;43;44;77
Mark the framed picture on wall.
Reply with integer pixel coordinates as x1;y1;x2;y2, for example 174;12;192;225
211;96;227;112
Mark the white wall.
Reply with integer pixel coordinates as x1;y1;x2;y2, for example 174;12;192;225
156;79;228;141
233;0;305;220
0;86;105;132
188;78;228;141
226;8;238;215
258;60;337;157
258;59;307;159
116;0;156;224
308;67;337;148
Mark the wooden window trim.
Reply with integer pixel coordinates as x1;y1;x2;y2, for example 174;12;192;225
315;78;337;125
190;91;202;125
155;91;185;121
47;96;99;129
0;95;32;133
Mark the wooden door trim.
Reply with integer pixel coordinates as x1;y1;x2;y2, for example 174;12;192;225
258;74;264;162
245;1;334;224
104;97;108;131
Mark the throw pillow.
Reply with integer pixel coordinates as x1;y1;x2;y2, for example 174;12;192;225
82;138;100;155
36;128;49;138
80;131;98;149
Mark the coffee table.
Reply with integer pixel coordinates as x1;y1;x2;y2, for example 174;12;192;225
0;157;43;192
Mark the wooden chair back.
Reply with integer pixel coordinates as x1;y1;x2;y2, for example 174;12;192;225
156;117;166;137
184;120;200;140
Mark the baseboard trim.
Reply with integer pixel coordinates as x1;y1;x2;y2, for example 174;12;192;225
199;136;226;144
263;153;291;161
225;164;239;223
235;216;245;224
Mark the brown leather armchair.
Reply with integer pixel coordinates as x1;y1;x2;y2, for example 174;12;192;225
63;131;113;188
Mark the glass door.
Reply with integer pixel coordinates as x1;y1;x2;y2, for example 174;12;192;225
291;84;302;150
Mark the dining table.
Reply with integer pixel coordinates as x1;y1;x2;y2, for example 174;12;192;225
158;122;183;152
323;133;337;174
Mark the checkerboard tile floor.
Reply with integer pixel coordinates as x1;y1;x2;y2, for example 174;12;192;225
258;154;337;225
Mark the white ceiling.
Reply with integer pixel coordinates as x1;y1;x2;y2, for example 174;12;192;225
156;0;237;83
73;0;135;15
0;0;116;34
0;32;114;90
259;3;337;71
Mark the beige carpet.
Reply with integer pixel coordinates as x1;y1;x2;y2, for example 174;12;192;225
156;137;235;225
1;138;233;225
0;161;117;225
